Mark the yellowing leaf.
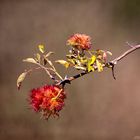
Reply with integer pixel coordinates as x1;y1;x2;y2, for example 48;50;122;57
96;60;103;72
23;58;37;64
36;53;41;63
55;60;70;68
17;72;27;90
80;58;88;64
38;44;45;53
87;65;94;72
67;58;76;65
86;55;96;72
90;55;96;65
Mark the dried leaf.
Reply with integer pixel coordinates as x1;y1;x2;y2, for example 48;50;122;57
66;54;76;59
45;52;54;58
74;65;86;71
103;52;107;60
106;51;112;56
36;53;41;63
38;44;45;53
17;72;27;90
55;60;70;68
96;60;103;72
23;58;37;64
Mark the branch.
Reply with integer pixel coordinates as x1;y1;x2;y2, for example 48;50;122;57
111;44;140;65
58;44;140;86
35;62;56;80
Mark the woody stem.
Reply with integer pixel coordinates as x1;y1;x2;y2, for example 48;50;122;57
57;44;140;86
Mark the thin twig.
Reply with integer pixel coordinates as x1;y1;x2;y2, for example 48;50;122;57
126;42;134;48
111;44;140;64
43;56;63;80
35;63;56;80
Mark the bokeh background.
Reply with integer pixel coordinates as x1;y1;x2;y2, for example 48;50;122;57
0;0;140;140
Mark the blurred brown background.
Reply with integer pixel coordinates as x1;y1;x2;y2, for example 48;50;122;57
0;0;140;140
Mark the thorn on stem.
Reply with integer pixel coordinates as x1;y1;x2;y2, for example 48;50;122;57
111;65;116;80
108;62;116;80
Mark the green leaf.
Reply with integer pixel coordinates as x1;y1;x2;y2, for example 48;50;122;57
96;60;103;72
38;44;45;53
55;60;70;68
23;58;37;64
17;72;27;90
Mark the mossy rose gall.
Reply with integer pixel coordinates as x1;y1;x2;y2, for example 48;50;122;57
30;85;66;119
67;34;91;50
